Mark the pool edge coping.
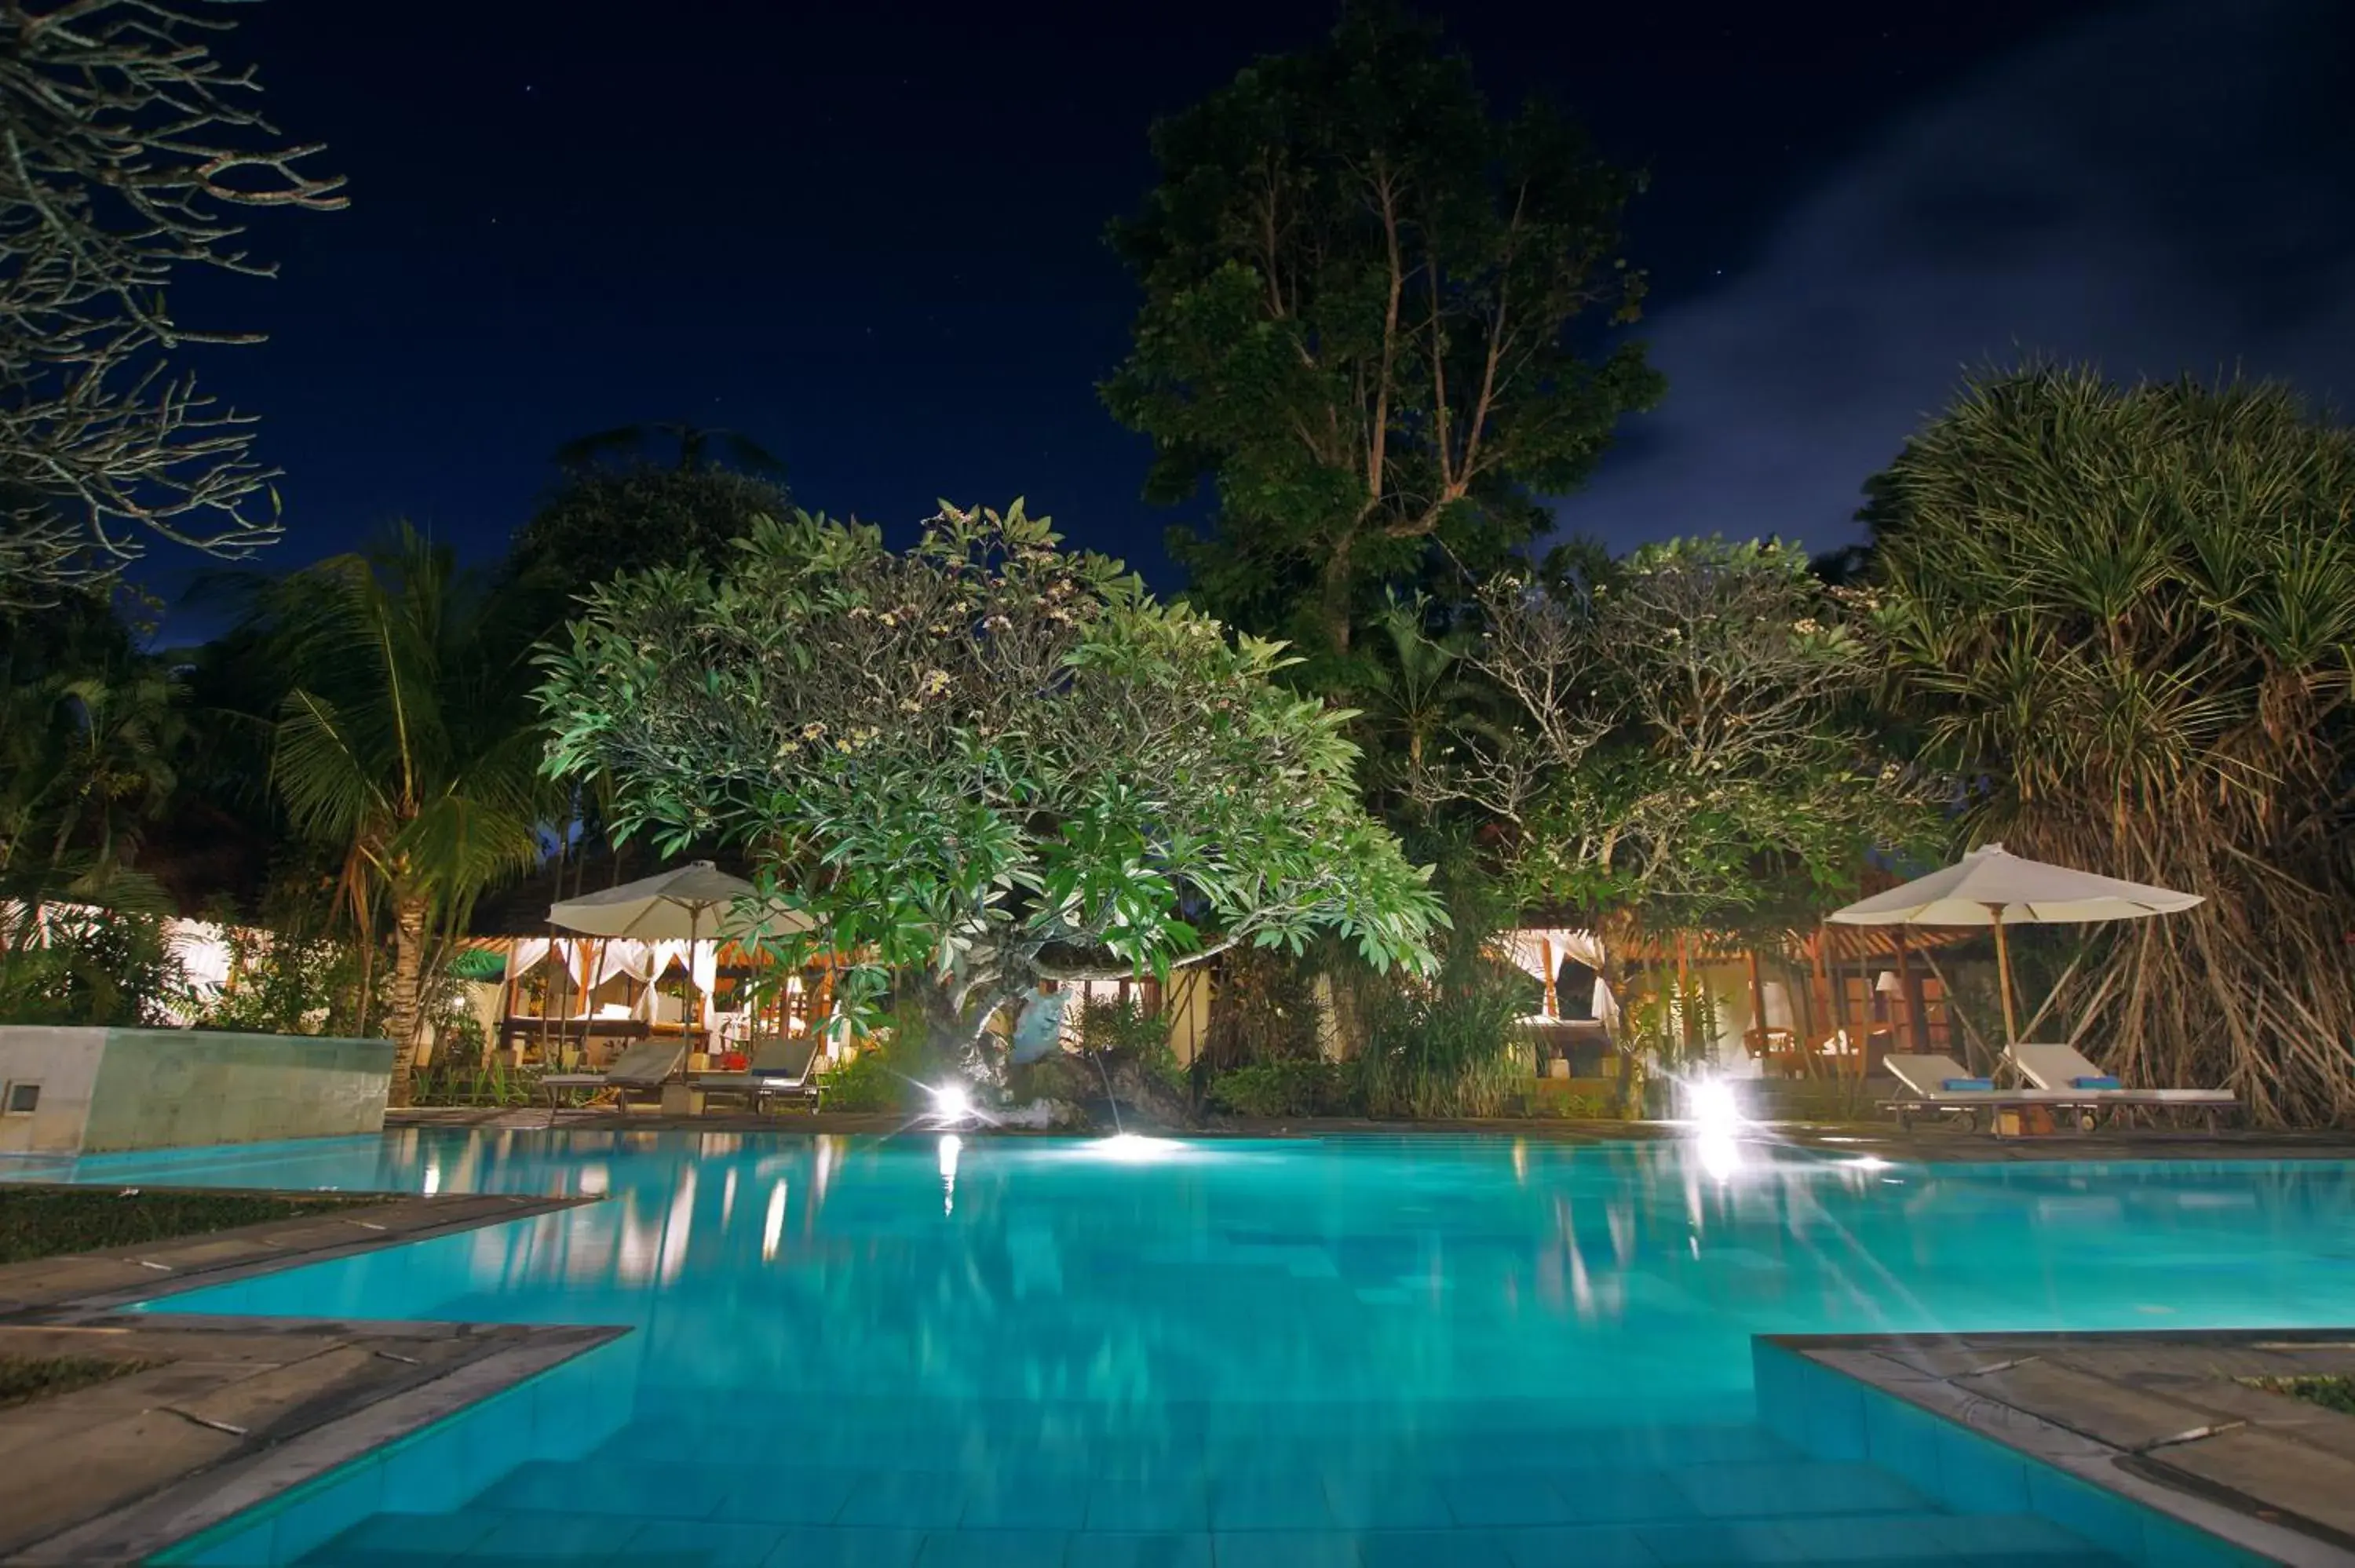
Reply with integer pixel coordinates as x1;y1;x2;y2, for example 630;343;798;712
0;1186;619;1564
1758;1329;2355;1568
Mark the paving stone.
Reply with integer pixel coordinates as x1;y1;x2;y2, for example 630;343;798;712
2141;1426;2355;1538
173;1344;389;1433
0;1409;242;1553
1952;1361;2218;1449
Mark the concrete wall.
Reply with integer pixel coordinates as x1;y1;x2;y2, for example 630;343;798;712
0;1027;392;1156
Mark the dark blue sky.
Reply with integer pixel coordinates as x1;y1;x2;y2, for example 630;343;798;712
152;0;2352;623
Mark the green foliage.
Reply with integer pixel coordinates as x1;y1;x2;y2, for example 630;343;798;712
0;1355;157;1409
503;448;794;636
1348;847;1532;1118
410;1055;538;1108
1073;994;1170;1054
1074;994;1185;1096
1616;973;1720;1074
191;924;380;1037
1104;6;1659;691
2243;1377;2355;1418
1861;365;2355;1125
1207;1058;1352;1118
0;1185;360;1265
1440;534;1933;930
816;1046;904;1114
539;503;1443;1077
0;589;184;910
1199;945;1325;1070
0;906;189;1026
257;523;550;1088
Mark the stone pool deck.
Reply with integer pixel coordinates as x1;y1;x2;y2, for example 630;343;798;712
1771;1329;2355;1566
0;1188;614;1566
390;1103;2355;1162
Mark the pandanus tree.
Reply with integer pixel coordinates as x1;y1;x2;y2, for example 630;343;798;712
1859;366;2355;1125
536;503;1444;1081
261;524;547;1099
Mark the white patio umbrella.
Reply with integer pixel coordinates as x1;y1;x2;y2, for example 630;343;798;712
1827;843;2200;1045
548;862;812;1045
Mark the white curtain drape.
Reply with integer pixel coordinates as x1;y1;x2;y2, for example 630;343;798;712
1492;927;1618;1027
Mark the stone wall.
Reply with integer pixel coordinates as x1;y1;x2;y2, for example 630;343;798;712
0;1027;392;1155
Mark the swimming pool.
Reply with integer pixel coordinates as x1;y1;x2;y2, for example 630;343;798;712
31;1130;2352;1565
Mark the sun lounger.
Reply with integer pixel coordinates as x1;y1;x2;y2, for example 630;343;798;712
2006;1043;2238;1130
540;1038;685;1113
692;1034;823;1114
1882;1053;2102;1133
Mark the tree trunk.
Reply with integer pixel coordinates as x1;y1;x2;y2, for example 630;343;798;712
384;893;431;1107
915;974;1013;1091
1319;541;1354;661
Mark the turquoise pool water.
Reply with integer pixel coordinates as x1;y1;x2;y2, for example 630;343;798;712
24;1131;2350;1566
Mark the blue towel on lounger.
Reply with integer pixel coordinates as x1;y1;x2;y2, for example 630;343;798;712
2072;1075;2121;1089
1942;1078;1994;1092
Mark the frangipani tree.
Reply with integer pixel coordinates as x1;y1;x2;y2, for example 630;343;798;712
1426;536;1929;932
537;503;1443;1078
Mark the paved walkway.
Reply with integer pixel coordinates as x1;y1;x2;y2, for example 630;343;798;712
0;1190;614;1566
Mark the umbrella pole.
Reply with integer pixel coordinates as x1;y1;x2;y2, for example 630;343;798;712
686;906;702;1078
1990;910;2021;1048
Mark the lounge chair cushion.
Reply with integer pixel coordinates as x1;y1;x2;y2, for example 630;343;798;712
2072;1075;2122;1089
1943;1078;1994;1092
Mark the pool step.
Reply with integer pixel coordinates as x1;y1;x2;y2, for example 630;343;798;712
456;1453;1938;1532
580;1411;1806;1476
281;1504;2128;1566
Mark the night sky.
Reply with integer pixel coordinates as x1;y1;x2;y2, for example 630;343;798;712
153;0;2355;623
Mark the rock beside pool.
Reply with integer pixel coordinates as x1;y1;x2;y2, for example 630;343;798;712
1006;1049;1198;1131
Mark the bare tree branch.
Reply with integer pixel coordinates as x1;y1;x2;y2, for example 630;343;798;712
0;0;343;602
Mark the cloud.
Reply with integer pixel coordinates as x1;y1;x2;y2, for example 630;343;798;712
1558;0;2355;556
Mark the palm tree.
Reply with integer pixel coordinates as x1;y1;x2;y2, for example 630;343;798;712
0;593;184;912
263;524;548;1101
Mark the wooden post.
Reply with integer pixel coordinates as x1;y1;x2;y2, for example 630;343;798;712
1813;924;1844;1081
1989;910;2021;1047
1674;933;1692;1061
496;940;517;1064
1894;929;1925;1054
1539;935;1558;1022
1745;947;1772;1074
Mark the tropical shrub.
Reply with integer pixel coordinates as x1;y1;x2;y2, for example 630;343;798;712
192;926;380;1037
0;906;190;1026
1208;1059;1351;1118
1347;849;1534;1118
1073;994;1185;1096
816;1047;904;1114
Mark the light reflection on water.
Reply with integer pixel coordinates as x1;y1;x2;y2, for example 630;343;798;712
20;1132;2342;1387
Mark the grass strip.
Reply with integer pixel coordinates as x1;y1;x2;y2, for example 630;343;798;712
0;1354;160;1409
0;1187;368;1264
2241;1374;2355;1417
